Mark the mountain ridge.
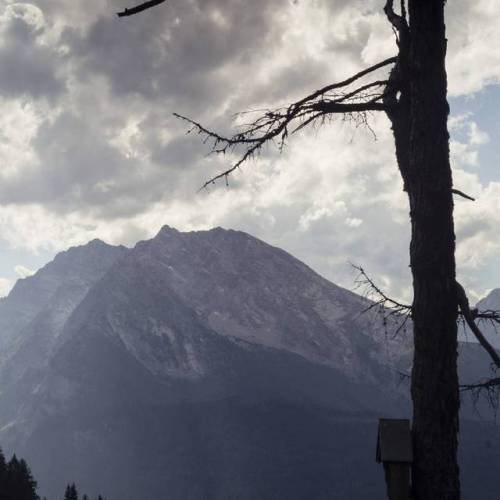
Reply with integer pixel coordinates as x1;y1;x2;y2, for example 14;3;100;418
0;226;498;499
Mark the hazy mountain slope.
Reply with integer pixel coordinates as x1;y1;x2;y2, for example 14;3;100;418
0;239;126;359
0;240;127;427
0;226;497;500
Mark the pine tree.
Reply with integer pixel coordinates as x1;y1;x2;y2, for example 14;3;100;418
5;455;39;500
5;455;20;500
64;483;78;500
18;459;38;500
0;448;7;500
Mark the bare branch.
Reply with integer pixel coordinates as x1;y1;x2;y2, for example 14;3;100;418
117;0;167;17
452;189;475;201
461;378;500;391
352;264;411;313
460;377;500;413
351;264;411;339
292;57;396;108
333;80;389;104
310;101;388;114
456;281;500;369
474;309;500;325
174;57;397;189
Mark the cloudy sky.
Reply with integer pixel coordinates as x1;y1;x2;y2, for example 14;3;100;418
0;0;499;302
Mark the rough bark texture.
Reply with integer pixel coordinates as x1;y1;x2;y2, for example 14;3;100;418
406;1;460;499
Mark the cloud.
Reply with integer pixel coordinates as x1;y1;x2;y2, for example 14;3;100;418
0;277;13;297
14;264;35;278
0;0;498;303
446;0;500;96
0;3;65;100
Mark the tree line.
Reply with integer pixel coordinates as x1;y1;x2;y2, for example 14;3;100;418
0;447;106;500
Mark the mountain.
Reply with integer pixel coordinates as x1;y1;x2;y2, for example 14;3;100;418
0;227;498;500
475;289;500;348
0;240;127;429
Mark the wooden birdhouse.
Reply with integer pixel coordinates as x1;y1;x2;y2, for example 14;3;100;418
376;418;413;500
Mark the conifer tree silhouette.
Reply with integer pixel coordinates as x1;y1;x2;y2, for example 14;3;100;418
64;483;79;500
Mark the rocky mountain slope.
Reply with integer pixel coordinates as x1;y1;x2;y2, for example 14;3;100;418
0;227;497;499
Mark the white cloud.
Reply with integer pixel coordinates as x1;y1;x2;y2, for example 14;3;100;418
0;0;498;303
468;122;489;145
14;264;35;278
446;0;500;95
0;277;13;297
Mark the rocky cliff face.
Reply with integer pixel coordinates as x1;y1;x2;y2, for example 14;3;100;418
0;227;497;500
77;225;410;382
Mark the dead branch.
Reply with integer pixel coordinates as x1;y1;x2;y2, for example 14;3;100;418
291;57;396;108
174;57;397;189
474;309;500;326
117;0;167;17
351;264;411;338
456;281;500;369
460;377;500;412
352;264;411;313
452;189;475;201
461;378;500;391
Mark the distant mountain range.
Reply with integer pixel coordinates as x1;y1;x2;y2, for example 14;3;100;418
0;226;498;499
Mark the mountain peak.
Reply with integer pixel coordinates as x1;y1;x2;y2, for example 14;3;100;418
157;225;179;236
477;288;500;310
155;225;232;238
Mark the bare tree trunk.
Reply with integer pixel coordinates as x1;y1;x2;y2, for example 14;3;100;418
406;1;460;499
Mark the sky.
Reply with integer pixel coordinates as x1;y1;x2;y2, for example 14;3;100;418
0;0;499;303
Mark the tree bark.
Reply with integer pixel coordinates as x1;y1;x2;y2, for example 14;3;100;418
406;1;460;499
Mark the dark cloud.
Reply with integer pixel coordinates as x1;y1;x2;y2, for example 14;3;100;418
0;0;367;223
0;15;65;100
0;111;134;211
65;0;280;109
4;0;490;302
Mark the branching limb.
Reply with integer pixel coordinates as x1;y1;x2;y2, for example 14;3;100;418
117;0;167;17
456;281;500;369
174;57;397;189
